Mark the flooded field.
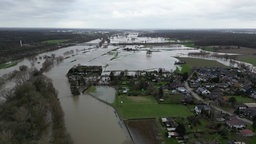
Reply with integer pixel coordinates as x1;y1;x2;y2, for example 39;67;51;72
90;86;116;104
1;33;254;144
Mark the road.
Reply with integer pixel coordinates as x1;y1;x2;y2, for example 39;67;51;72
184;79;253;125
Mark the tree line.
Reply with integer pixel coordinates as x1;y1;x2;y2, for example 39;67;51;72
0;29;116;64
0;69;73;144
139;30;256;48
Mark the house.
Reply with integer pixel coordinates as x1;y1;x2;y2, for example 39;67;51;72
194;105;211;115
218;83;229;89
209;89;223;100
161;117;177;127
177;87;187;94
167;127;176;132
226;117;246;129
196;87;210;96
244;103;256;108
244;107;256;120
167;132;179;138
236;104;248;111
161;117;168;123
189;81;200;88
227;141;246;144
205;83;216;89
240;129;255;137
250;92;256;99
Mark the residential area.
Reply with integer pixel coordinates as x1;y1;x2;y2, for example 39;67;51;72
67;64;256;144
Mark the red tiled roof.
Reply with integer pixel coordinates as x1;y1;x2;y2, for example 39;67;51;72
240;129;254;136
227;117;246;126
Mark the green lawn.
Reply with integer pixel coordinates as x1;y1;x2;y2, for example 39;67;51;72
181;42;214;51
177;57;227;69
113;95;193;119
201;46;215;52
249;137;256;144
238;57;256;66
227;96;256;103
162;93;184;104
0;61;17;69
182;41;196;48
42;39;69;44
87;86;96;93
183;42;196;48
181;64;191;73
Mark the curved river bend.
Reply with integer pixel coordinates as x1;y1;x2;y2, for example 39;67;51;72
0;39;204;144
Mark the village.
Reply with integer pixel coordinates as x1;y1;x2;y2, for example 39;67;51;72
66;63;256;144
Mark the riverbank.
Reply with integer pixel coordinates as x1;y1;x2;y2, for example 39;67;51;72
0;72;72;144
86;87;134;144
0;61;18;69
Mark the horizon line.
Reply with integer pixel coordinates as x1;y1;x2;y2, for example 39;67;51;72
0;27;256;31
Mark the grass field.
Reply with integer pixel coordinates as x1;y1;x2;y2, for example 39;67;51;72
87;86;96;93
181;41;215;52
227;96;256;103
178;57;227;69
182;41;196;48
113;95;193;119
201;46;215;52
42;39;69;44
0;61;17;69
180;64;191;73
238;56;256;66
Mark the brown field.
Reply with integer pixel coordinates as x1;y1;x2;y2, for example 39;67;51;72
125;119;163;144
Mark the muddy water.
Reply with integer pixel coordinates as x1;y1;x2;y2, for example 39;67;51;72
91;86;116;104
0;36;204;144
44;47;132;144
0;45;133;144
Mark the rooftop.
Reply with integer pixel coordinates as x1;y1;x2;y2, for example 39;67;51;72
244;103;256;108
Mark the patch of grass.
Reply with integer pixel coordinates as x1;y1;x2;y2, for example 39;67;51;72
113;95;193;119
87;86;96;93
238;57;256;66
0;61;17;69
183;42;196;48
201;46;214;52
110;51;119;61
163;94;184;104
42;39;69;44
177;57;227;68
181;64;191;74
249;137;256;144
227;96;256;103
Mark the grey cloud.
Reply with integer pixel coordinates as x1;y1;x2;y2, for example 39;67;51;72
1;0;256;28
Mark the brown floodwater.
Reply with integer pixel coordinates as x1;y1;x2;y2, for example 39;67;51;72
0;34;209;144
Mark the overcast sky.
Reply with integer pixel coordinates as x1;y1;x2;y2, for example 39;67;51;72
1;0;256;29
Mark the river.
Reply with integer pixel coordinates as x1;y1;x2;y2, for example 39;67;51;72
1;34;223;144
44;45;133;144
